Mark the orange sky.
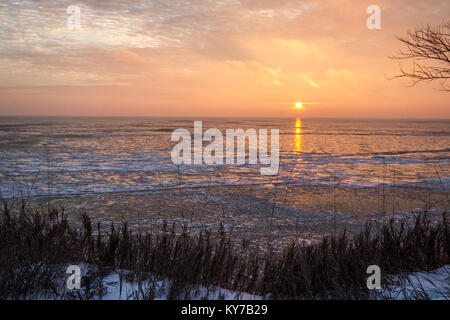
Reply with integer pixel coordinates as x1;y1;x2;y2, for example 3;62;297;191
0;0;449;118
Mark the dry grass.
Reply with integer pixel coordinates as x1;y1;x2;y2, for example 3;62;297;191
0;200;448;299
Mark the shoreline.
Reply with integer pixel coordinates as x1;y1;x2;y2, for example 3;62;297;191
16;184;448;250
1;202;448;300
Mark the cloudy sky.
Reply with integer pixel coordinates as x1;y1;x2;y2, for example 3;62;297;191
0;0;449;117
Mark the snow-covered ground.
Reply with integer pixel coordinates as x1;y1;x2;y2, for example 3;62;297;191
99;272;262;300
10;264;449;300
44;264;262;300
378;265;449;300
98;265;450;300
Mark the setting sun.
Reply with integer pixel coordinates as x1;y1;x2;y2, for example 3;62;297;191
296;102;303;109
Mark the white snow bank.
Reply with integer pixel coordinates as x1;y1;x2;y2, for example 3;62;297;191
379;265;449;300
99;272;262;300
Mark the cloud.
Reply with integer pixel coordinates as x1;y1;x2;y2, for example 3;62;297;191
0;0;449;117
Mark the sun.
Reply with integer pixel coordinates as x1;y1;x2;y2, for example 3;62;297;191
295;102;303;109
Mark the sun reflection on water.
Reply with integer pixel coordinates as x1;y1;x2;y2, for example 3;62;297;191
294;118;302;154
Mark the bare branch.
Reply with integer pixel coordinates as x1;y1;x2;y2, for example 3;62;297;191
390;22;450;91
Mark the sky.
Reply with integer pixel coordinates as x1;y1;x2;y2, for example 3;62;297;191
0;0;449;118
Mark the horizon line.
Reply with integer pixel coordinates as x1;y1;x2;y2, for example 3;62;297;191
0;115;449;121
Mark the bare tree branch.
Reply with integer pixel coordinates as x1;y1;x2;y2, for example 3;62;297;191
389;22;450;91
